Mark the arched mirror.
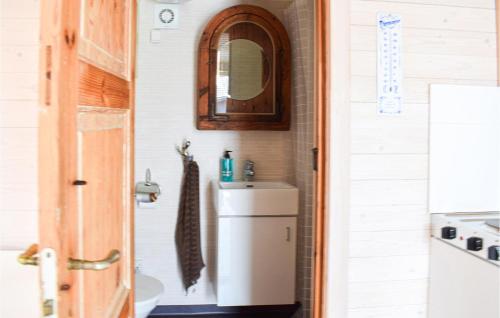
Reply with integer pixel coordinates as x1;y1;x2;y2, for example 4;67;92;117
197;5;291;130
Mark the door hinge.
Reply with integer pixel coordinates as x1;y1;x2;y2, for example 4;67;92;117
312;148;319;171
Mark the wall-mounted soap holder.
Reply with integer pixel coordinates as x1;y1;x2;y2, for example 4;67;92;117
135;169;161;204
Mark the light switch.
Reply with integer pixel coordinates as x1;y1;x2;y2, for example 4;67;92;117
150;29;161;44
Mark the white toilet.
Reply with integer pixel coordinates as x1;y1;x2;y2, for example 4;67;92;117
135;274;164;318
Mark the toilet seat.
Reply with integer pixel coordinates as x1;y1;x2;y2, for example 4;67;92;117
136;274;164;303
135;274;164;318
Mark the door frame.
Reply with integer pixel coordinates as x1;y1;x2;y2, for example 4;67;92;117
312;0;329;316
312;0;351;318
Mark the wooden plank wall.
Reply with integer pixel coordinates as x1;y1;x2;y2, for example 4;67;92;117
0;0;39;249
348;0;497;317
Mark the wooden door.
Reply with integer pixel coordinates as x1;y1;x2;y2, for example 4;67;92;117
38;0;136;317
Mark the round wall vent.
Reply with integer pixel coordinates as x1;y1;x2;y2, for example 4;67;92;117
154;4;179;29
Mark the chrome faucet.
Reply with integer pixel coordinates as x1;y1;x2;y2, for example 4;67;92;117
243;160;255;181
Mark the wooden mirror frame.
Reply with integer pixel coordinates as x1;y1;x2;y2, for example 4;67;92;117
197;5;291;130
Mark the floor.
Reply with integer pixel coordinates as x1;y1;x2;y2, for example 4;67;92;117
151;315;294;318
148;303;300;318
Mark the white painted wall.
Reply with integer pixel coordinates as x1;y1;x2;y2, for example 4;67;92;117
134;0;297;306
0;0;41;316
347;0;498;317
0;0;39;249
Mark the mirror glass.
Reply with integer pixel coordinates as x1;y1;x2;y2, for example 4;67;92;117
216;39;270;101
215;21;274;115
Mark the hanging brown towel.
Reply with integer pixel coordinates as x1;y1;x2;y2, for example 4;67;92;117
175;160;205;291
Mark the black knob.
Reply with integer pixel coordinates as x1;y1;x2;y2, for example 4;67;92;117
488;246;500;261
441;226;456;239
467;237;483;251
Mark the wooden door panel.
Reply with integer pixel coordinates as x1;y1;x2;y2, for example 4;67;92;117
79;0;131;79
39;0;135;316
79;61;130;108
78;107;132;318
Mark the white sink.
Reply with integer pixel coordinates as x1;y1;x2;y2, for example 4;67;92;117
215;181;298;216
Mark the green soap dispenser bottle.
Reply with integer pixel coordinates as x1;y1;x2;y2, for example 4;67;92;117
220;150;234;182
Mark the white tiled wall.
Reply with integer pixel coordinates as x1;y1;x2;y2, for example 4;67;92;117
134;0;299;306
348;0;498;317
284;1;315;317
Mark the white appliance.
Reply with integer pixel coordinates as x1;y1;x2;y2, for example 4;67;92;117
215;181;298;306
428;85;500;318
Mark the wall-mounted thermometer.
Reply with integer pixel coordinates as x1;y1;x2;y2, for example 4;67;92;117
377;13;402;114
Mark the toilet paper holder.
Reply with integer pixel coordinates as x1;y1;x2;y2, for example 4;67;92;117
135;169;161;203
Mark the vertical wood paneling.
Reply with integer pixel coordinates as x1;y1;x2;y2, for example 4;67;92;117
348;0;498;316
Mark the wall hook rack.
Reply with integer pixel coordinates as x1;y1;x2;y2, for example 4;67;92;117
177;140;193;161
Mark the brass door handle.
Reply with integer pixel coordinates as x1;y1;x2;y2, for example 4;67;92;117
18;244;39;266
68;249;120;271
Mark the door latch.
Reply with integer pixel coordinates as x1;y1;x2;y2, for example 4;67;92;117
40;248;58;318
43;299;54;316
312;148;319;171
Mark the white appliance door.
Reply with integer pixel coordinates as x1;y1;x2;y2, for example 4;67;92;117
429;239;500;318
217;216;296;306
429;85;500;213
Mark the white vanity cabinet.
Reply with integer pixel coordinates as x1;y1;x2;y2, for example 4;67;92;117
215;181;299;306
